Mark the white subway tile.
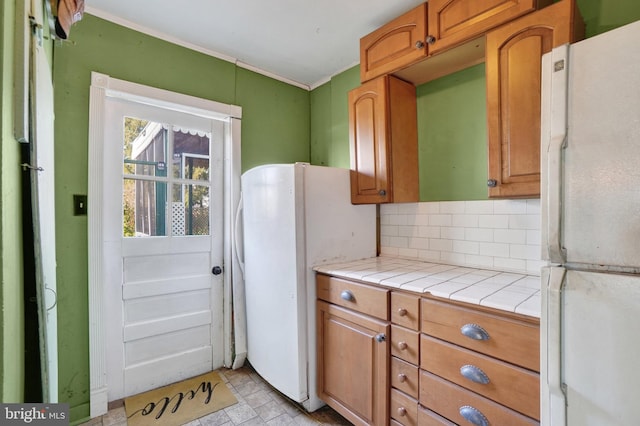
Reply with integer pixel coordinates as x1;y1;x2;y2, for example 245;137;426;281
440;252;467;265
397;248;419;258
409;237;430;250
398;203;420;214
479;242;510;257
380;235;390;246
380;204;399;214
388;214;408;226
417;202;440;214
452;214;479;227
465;228;494;242
441;227;465;240
440;201;466;214
494;199;527;214
527;230;541;245
430;239;453;252
526;199;541;214
526;259;543;276
389;236;410;248
494;229;526;244
510;244;542;261
380;225;399;237
398;225;418;237
509;214;541;230
414;214;430;226
452;240;479;255
465;200;494;214
419;226;441;238
493;257;527;273
478;215;509;229
430;214;452;226
464;254;495;269
379;246;399;256
418;250;442;262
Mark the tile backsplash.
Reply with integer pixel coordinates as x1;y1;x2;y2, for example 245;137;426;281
380;199;541;276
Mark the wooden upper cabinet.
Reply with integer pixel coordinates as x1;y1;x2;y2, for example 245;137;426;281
349;75;419;204
427;0;552;55
360;3;428;83
485;0;584;198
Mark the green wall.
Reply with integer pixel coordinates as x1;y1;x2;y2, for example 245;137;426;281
0;0;26;402
52;14;309;422
310;0;640;201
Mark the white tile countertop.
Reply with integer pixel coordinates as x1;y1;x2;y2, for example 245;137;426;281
313;256;541;318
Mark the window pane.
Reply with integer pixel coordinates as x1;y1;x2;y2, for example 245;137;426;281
171;184;209;236
124;117;167;177
123;178;167;237
171;126;210;180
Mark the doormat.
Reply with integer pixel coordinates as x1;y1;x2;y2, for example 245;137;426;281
124;371;237;426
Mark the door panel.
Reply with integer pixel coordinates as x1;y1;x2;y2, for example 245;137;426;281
104;98;225;399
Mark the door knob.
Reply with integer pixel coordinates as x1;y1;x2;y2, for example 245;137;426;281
212;266;222;275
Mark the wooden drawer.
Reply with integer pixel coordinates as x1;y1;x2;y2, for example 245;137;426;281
420;335;540;420
391;291;420;330
421;298;539;371
420;371;539;426
391;357;419;399
390;388;418;426
317;274;389;320
391;325;420;365
418;406;456;426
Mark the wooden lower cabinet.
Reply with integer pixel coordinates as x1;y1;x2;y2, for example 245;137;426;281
316;299;389;426
317;276;540;425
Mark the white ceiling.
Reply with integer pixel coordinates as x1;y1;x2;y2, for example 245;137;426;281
85;0;425;89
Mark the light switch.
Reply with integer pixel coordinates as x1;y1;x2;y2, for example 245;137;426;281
74;194;87;216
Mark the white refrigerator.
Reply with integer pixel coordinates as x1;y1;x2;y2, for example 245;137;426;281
540;20;640;425
240;163;376;411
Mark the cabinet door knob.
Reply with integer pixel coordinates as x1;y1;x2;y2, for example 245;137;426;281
398;373;407;383
459;406;489;426
487;179;498;187
375;333;386;343
340;290;355;302
397;308;408;317
461;323;490;341
460;364;490;385
398;341;408;350
378;189;386;196
426;35;436;45
415;40;425;49
397;407;407;417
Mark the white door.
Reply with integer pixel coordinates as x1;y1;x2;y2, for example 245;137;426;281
103;97;225;399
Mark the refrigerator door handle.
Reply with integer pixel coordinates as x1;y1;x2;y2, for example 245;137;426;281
545;45;569;263
544;266;567;425
234;192;245;275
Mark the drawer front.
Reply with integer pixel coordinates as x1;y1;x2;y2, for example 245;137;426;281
421;335;540;420
421;298;539;371
317;274;389;319
391;325;420;365
420;371;539;426
418;406;456;426
391;291;420;330
391;357;419;399
390;388;418;426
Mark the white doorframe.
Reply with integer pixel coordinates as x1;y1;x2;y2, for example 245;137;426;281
87;72;243;417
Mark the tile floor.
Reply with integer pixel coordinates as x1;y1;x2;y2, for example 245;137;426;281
80;365;351;426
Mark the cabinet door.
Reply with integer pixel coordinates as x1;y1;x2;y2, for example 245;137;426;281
360;3;427;83
317;300;389;426
428;0;548;54
349;76;419;204
485;0;583;198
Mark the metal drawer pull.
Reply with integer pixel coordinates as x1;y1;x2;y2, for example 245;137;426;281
340;290;355;302
460;323;490;341
375;333;386;343
459;405;489;426
460;364;490;385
